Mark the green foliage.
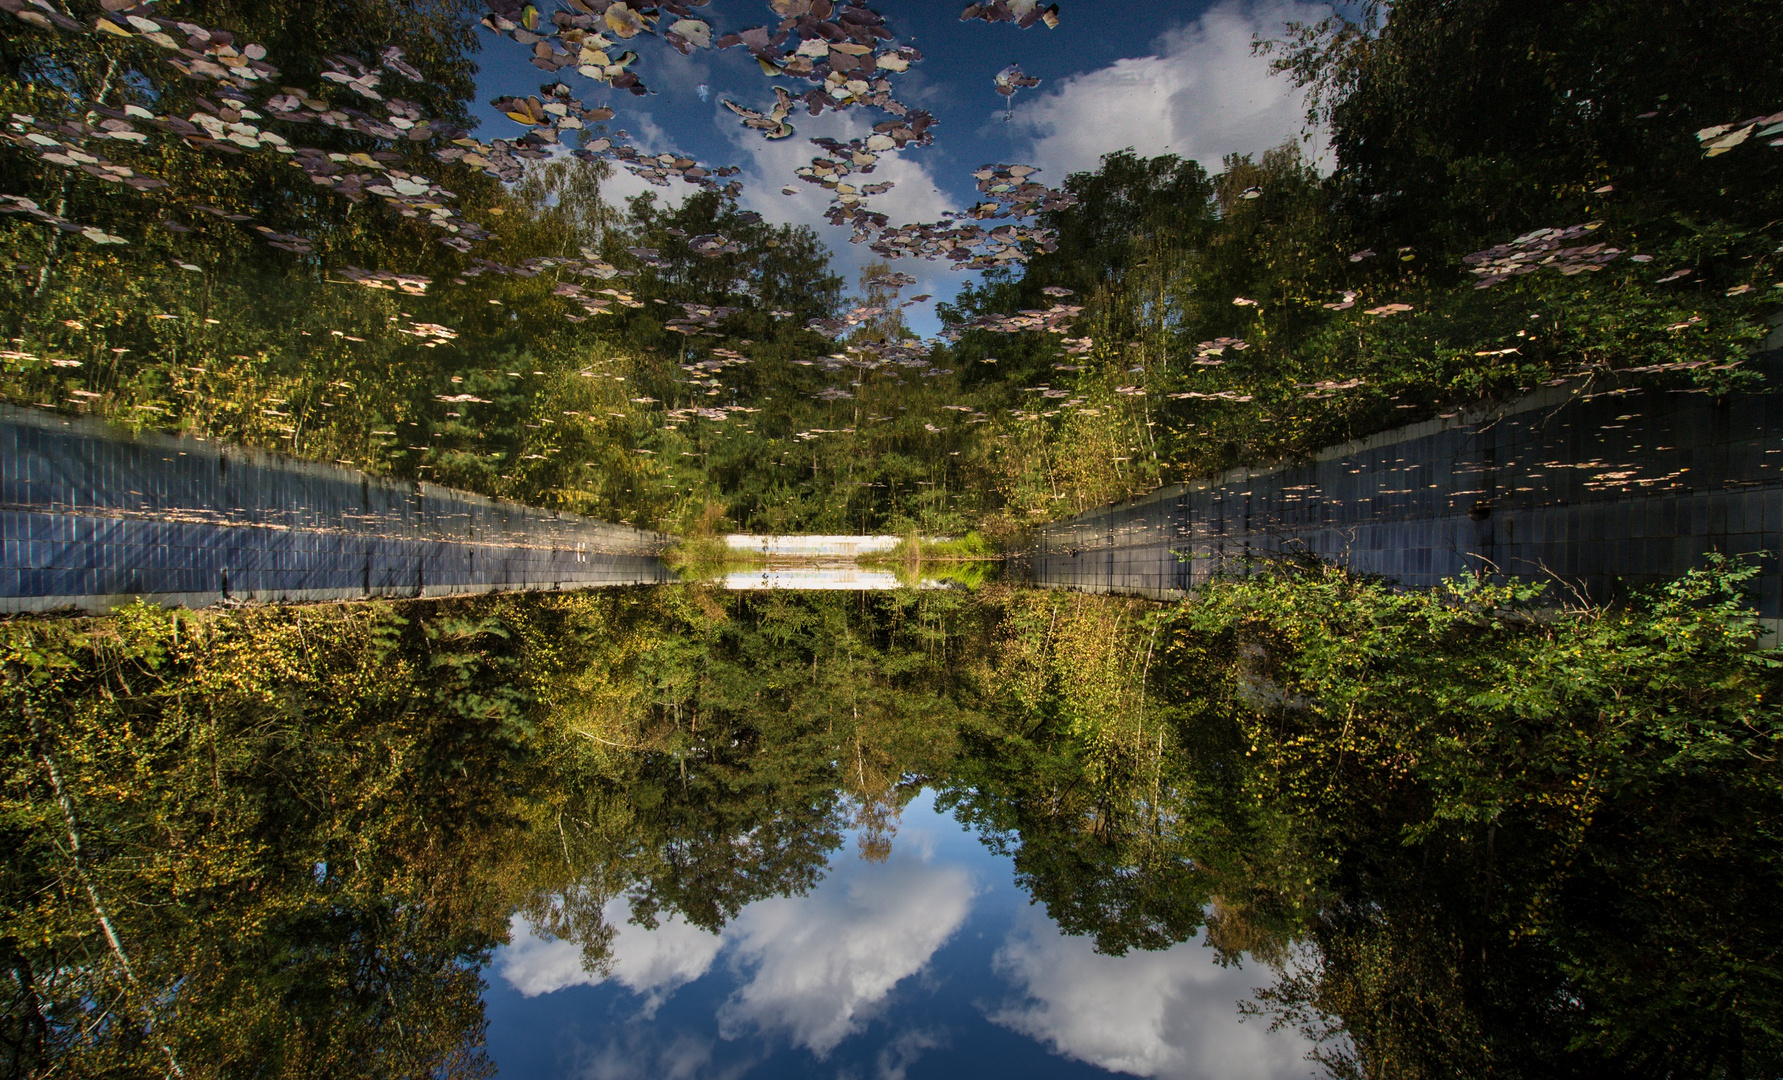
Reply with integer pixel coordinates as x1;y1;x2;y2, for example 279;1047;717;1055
1262;0;1783;252
933;1;1783;525
4;558;1781;1077
936;562;1783;1077
0;586;1000;1072
2;601;515;1077
4;0;1780;541
939;588;1227;954
1165;560;1783;1078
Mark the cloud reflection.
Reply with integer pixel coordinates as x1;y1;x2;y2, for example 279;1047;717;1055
990;907;1314;1080
1010;1;1331;179
497;900;723;1016
493;799;1312;1077
496;842;975;1059
717;850;975;1056
569;1026;759;1080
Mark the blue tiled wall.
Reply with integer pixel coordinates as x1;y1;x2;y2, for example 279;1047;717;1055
1027;366;1783;625
0;405;674;612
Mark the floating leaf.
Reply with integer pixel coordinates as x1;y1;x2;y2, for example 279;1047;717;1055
669;18;711;48
605;3;645;38
1702;124;1753;156
1463;222;1622;288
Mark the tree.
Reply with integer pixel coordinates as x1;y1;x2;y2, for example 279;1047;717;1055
1261;0;1783;255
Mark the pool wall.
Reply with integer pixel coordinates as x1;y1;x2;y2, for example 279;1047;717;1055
0;405;673;614
1025;351;1782;638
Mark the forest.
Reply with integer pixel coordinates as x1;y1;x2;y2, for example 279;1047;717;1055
3;0;1783;1076
5;564;1780;1076
2;0;1778;537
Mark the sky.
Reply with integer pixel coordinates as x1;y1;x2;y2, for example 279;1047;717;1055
469;0;1330;336
482;791;1318;1080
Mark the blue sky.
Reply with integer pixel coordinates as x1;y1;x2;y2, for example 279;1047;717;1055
469;1;1328;335
482;791;1316;1079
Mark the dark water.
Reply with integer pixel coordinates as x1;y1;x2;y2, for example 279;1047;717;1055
4;0;1782;1075
482;791;1308;1080
6;585;1780;1078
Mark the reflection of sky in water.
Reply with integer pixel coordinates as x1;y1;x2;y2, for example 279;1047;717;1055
465;2;1327;338
484;792;1311;1079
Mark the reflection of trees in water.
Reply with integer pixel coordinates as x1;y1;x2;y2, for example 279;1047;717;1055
4;566;1779;1075
956;562;1783;1079
3;600;523;1076
0;585;984;1074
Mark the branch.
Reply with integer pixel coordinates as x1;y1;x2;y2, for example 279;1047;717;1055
27;703;186;1077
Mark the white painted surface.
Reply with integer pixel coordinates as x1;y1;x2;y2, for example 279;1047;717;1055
724;534;900;557
723;568;939;591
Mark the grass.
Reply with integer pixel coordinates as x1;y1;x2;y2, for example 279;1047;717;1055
660;535;767;581
862;530;1002;577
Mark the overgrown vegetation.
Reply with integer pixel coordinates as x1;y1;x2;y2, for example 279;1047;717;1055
4;2;1781;1071
0;586;992;1075
950;558;1783;1079
5;1;1776;542
941;0;1783;524
4;547;1779;1076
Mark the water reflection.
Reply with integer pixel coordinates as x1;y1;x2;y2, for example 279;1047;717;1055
721;565;934;590
486;793;1308;1080
3;578;1779;1077
6;0;1781;1074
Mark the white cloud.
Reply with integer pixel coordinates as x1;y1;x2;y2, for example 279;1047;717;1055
495;917;592;998
494;836;972;1055
873;1027;947;1080
1009;1;1330;181
572;1031;717;1080
719;103;956;236
568;1027;763;1080
716;850;976;1057
593;111;703;214
605;901;727;1008
496;898;724;1016
721;105;965;329
990;907;1315;1080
